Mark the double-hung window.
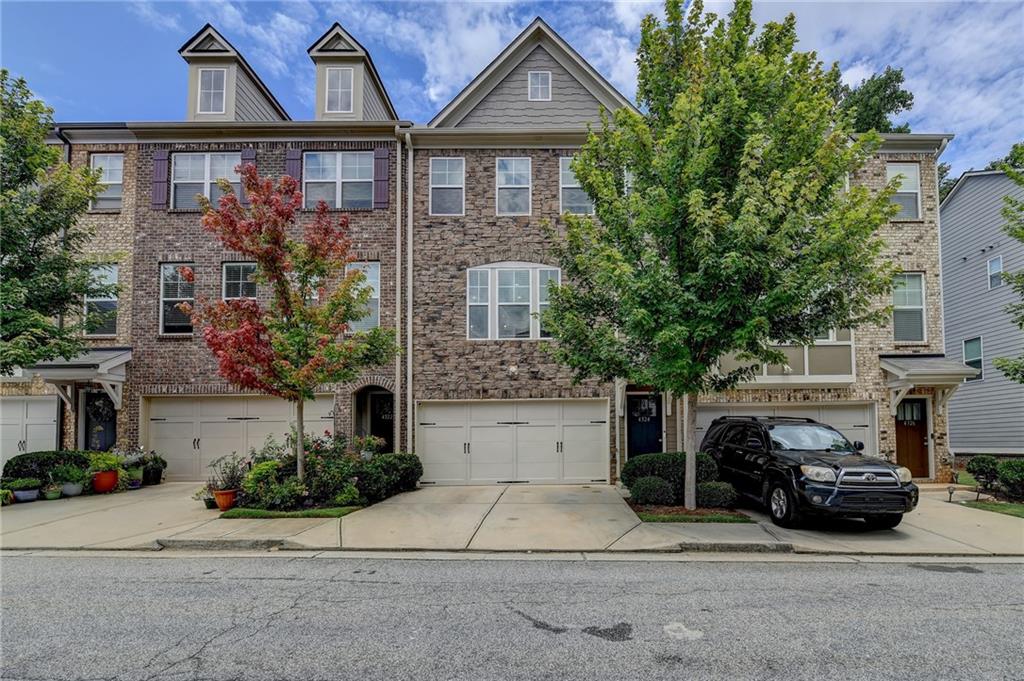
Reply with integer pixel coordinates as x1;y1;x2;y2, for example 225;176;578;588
887;162;920;220
963;337;983;381
560;157;593;214
84;264;118;336
303;151;373;210
222;263;257;300
325;67;354;113
90;153;123;210
467;263;560;340
429;157;465;215
172;152;241;209
160;263;195;334
496;157;531;216
346;262;380;331
987;256;1003;290
893;273;926;342
528;71;551;101
197;68;226;114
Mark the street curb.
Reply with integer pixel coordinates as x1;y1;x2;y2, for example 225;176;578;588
155;538;286;551
675;541;793;553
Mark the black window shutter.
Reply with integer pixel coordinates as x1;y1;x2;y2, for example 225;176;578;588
373;146;389;210
239;148;256;206
151;150;169;209
285;149;302;181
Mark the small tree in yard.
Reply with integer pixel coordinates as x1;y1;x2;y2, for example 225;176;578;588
545;0;899;508
993;142;1024;383
185;165;397;482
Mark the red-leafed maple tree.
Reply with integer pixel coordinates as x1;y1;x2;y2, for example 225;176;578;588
183;164;396;481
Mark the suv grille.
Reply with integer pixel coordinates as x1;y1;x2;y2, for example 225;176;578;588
837;469;900;489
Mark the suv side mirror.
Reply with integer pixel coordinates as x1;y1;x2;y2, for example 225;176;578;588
854;441;865;451
745;437;763;450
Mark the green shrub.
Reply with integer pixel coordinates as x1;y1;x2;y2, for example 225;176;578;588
50;464;89;485
620;452;718;502
88;452;123;473
353;452;423;503
629;476;675;505
259;477;307;510
3;477;42;491
2;450;92;480
996;459;1024;500
697;481;738;508
0;489;12;505
966;455;1000;489
332;482;361;507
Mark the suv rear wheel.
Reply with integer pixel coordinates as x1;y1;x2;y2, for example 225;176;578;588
863;514;903;530
767;482;801;528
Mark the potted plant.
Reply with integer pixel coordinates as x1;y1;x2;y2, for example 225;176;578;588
141;453;167;486
88;452;123;494
352;435;386;461
52;464;88;497
5;478;42;502
192;484;218;509
118;447;145;490
42;480;62;500
207;454;247;511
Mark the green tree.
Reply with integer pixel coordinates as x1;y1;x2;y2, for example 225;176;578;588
938;162;957;202
0;70;115;375
993;142;1024;383
836;66;914;133
545;0;898;508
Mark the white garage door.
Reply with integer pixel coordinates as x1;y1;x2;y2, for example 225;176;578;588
147;395;335;481
416;399;609;485
697;403;877;457
1;396;59;468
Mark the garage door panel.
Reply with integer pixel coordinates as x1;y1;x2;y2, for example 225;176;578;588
516;402;559;423
469;401;515;423
562;423;608;482
199;398;245;418
1;397;58;466
469;425;515;481
516;424;559;481
199;420;246;473
561;400;607;423
419;402;465;426
149;399;196;420
419;425;467;483
245;419;291;456
151;420;197;481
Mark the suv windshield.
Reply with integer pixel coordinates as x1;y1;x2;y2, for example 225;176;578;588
767;424;856;453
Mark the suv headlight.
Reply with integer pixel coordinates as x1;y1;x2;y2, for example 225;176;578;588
800;465;837;483
896;467;913;483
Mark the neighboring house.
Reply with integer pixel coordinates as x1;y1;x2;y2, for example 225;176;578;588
940;170;1024;458
0;18;969;483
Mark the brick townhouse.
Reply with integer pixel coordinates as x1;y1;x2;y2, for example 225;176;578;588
1;18;972;484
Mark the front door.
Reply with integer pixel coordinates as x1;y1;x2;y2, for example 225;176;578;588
895;398;929;477
627;394;662;458
369;392;394;453
83;391;117;452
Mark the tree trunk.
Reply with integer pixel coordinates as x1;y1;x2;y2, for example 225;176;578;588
295;398;306;483
684;392;698;510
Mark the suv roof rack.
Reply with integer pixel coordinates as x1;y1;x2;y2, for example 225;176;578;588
711;415;817;423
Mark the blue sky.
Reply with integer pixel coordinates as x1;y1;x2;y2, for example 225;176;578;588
2;0;1021;175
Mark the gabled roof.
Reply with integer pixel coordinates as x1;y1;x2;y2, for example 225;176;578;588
178;24;290;121
307;22;399;120
428;16;637;128
939;169;1008;211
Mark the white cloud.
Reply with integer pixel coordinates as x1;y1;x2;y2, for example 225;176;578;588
128;1;182;32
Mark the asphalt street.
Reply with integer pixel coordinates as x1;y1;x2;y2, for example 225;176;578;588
1;554;1021;681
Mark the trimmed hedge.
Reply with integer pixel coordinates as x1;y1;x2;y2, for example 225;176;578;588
2;450;93;481
697;481;738;509
630;476;675;505
966;455;999;489
620;452;718;503
353;453;423;504
997;459;1024;500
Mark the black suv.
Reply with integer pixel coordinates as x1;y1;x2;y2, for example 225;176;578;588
700;416;918;529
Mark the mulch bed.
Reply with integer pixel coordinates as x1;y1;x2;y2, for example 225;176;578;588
629;503;750;519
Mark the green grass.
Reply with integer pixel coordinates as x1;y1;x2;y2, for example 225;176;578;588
955;470;978;487
220;506;361;519
637;512;754;524
961;500;1024;519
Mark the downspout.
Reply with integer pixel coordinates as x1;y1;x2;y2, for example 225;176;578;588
613;377;623;484
393;136;403;451
405;132;414;454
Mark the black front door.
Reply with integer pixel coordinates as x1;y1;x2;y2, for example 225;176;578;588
627;394;662;458
369;392;394;453
83;391;117;451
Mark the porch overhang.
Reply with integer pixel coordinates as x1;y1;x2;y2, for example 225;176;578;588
28;348;132;410
880;354;978;417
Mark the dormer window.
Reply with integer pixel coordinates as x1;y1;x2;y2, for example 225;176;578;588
197;68;226;114
326;67;354;113
528;71;551;101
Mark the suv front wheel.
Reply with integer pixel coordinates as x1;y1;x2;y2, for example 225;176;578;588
767;482;801;528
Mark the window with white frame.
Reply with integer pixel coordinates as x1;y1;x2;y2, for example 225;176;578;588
346;262;380;331
84;264;118;336
496;157;531;215
160;263;195;334
171;152;241;210
90;153;123;210
717;329;855;381
222;262;257;300
197;68;226;114
987;256;1003;290
893;273;925;342
303;151;373;210
886;162;920;220
560;157;593;214
528;71;551;101
325;67;354;113
466;263;560;340
430;158;464;215
963;336;983;381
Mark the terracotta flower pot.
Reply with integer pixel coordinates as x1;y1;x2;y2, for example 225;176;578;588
212;489;238;512
92;470;118;494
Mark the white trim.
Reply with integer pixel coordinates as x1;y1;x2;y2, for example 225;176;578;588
196;68;227;115
324;67;354;114
89;152;123;210
159;262;194;335
987;255;1004;290
495;157;531;216
527;70;551;101
171;151;241;209
887;161;922;220
221;262;257;300
466;263;559;341
962;335;984;382
893;272;927;343
428;157;465;216
302;150;374;210
735;329;856;386
559;156;593;215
